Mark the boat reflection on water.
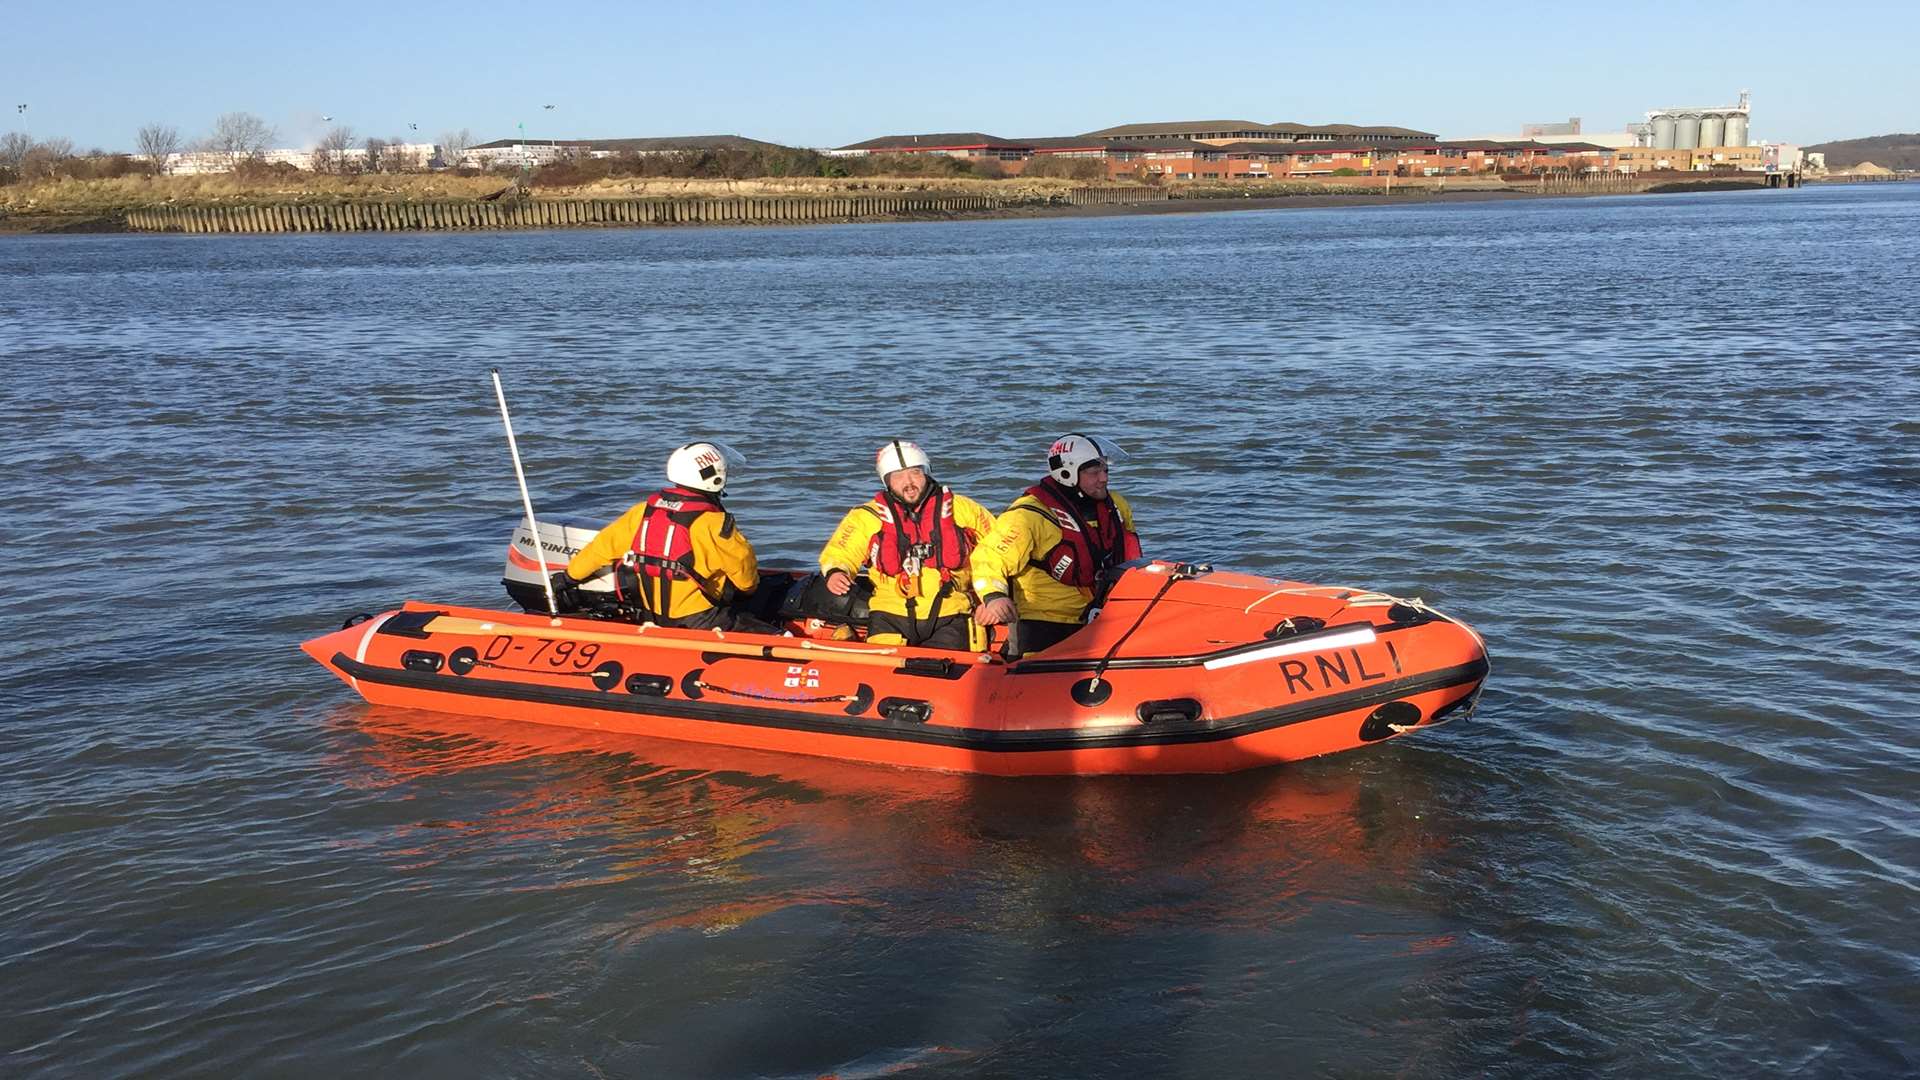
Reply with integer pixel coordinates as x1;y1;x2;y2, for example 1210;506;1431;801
319;703;1478;1075
328;702;1456;935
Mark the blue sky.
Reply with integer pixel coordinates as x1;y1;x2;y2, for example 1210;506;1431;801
6;0;1912;152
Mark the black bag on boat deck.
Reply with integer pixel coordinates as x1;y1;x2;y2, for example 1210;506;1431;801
779;572;873;630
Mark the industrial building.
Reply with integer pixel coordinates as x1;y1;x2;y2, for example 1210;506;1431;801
1522;118;1583;138
463;135;787;170
1613;146;1760;173
1639;90;1752;149
142;144;439;174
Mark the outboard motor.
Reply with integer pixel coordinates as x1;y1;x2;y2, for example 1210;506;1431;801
501;520;619;614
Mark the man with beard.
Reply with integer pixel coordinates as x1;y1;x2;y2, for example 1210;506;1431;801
820;441;996;650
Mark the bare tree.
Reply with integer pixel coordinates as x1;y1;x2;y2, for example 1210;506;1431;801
317;125;357;173
136;124;181;174
24;136;74;178
363;137;387;173
383;136;421;172
438;128;474;169
0;131;32;169
207;111;275;168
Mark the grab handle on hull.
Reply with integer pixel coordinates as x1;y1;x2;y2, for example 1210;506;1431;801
1137;698;1201;725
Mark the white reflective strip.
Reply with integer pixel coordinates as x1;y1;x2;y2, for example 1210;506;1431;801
350;612;396;691
663;525;680;603
1201;626;1377;671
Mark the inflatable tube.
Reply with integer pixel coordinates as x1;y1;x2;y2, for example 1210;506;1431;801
302;561;1488;776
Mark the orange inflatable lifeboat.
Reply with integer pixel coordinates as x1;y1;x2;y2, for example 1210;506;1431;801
301;521;1488;775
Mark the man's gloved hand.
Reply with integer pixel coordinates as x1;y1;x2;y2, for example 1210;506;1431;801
973;596;1016;625
548;570;580;611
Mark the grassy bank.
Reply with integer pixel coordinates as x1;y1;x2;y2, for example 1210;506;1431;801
2;171;1764;236
0;172;507;216
1;172;1499;219
0;172;1092;218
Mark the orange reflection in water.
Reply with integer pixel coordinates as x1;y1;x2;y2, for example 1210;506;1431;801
328;703;1453;940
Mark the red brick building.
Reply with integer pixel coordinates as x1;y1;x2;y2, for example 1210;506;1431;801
830;125;1618;181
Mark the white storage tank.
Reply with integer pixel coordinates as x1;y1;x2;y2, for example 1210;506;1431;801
1700;115;1726;148
1676;114;1702;148
1724;114;1749;146
1653;115;1677;149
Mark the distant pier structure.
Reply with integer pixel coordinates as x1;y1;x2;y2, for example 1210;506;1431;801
1642;89;1752;149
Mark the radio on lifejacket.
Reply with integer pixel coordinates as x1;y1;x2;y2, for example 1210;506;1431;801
871;497;968;601
900;542;932;579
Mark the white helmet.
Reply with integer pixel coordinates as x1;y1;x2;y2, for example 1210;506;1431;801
1047;433;1128;485
874;439;931;482
666;441;744;493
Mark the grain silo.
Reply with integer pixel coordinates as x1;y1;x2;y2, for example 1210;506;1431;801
1645;90;1751;150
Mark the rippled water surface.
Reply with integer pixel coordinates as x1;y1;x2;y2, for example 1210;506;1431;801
4;186;1918;1077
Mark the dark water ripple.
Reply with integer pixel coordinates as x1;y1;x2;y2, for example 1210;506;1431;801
3;185;1918;1077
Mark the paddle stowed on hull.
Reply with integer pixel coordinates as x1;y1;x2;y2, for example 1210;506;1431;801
301;561;1489;776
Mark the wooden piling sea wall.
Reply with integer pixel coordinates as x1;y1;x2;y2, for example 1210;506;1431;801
1066;186;1171;206
122;191;1027;234
1529;173;1667;196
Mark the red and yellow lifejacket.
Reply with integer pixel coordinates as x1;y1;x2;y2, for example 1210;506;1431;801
622;486;725;613
863;485;975;596
1021;479;1142;588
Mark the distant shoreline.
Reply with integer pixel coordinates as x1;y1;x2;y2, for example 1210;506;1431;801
0;178;1804;236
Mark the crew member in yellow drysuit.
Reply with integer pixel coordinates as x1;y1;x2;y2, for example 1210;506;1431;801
819;440;996;650
555;441;769;631
970;433;1141;656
